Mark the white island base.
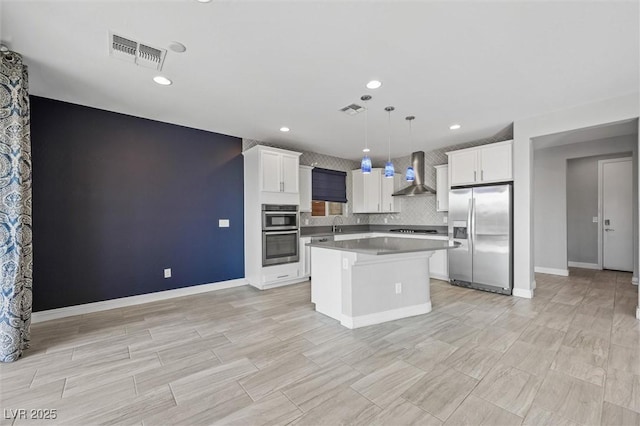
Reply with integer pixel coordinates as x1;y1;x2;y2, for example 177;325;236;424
311;246;433;329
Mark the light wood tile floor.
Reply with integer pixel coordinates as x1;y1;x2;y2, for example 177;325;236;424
1;269;638;425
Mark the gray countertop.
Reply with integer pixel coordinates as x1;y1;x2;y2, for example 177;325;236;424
300;225;448;238
307;236;460;255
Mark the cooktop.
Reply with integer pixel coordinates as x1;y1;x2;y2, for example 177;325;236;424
389;228;439;234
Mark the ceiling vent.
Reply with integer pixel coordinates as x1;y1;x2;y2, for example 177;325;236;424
339;103;365;116
109;32;167;71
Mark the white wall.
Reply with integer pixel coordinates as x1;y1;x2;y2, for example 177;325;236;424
512;92;639;299
533;136;636;273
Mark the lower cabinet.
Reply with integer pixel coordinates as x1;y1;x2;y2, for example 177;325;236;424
428;248;449;281
334;233;370;241
260;263;300;287
300;237;311;278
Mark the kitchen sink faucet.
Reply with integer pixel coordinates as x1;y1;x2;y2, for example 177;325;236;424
332;215;344;233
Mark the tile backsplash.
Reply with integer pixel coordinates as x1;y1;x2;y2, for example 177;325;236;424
243;124;512;227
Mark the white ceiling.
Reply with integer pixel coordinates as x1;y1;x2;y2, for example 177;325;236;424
533;119;638;151
2;1;638;161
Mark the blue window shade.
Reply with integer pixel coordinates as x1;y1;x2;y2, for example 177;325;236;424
312;168;347;203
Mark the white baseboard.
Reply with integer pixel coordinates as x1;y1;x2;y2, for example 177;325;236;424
633;276;639;285
567;261;601;270
250;277;309;290
637;306;640;320
534;267;569;276
513;288;534;299
341;302;432;329
31;278;248;323
430;273;449;281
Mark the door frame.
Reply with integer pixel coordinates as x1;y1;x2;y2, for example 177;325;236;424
598;156;633;270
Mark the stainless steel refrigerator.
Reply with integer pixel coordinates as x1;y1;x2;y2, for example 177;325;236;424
448;184;513;295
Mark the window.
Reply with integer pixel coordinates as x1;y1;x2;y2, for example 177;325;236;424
310;168;347;217
312;168;347;203
311;201;344;217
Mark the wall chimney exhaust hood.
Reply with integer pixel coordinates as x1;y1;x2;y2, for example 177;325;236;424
392;151;437;196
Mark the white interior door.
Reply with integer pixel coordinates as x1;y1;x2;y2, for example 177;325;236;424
601;158;633;272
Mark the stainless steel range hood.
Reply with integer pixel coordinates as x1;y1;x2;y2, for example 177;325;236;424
392;151;437;196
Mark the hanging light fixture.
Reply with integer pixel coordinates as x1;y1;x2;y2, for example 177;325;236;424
384;106;395;178
405;116;416;182
360;95;372;174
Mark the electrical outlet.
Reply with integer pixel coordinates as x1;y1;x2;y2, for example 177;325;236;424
592;217;598;223
395;282;402;294
384;217;388;224
305;218;309;225
357;218;361;224
342;258;349;270
164;268;172;278
443;216;448;224
219;219;230;227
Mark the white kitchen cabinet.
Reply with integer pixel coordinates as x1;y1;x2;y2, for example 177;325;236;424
258;147;300;194
352;169;401;213
478;142;512;183
380;174;403;213
299;166;313;213
261;150;282;192
334;233;371;241
447;140;513;187
429;247;449;281
352;169;382;213
448;150;477;186
434;165;449;212
281;154;299;193
299;236;311;278
243;145;302;289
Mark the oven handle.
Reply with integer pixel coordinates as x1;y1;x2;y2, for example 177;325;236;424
263;230;299;236
263;211;298;216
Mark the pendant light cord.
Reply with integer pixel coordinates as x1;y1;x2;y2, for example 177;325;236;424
387;110;391;161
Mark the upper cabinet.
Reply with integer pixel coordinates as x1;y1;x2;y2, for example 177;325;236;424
260;148;300;193
447;140;513;187
434;165;449;212
299;166;313;213
352;169;381;213
243;145;301;205
352;169;402;213
380;173;403;213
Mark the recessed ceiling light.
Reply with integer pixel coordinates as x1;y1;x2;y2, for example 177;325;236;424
366;80;382;89
449;124;461;130
280;127;290;132
362;148;370;153
196;0;212;3
153;76;172;86
168;42;187;53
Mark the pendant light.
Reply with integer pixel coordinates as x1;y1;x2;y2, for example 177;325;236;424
405;116;416;182
384;106;395;178
360;95;372;174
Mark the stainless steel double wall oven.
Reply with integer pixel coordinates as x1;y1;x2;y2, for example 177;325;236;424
262;204;299;266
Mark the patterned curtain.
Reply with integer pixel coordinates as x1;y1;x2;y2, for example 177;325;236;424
0;51;33;363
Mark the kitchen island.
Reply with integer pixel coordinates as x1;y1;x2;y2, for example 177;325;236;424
307;236;459;329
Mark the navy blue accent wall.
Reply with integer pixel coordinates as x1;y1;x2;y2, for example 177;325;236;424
30;96;244;311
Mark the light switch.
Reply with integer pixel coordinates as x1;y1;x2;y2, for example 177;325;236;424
219;219;230;228
443;216;448;224
592;217;598;223
342;258;349;270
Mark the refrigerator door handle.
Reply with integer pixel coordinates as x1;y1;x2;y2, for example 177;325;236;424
467;198;473;250
471;197;476;247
